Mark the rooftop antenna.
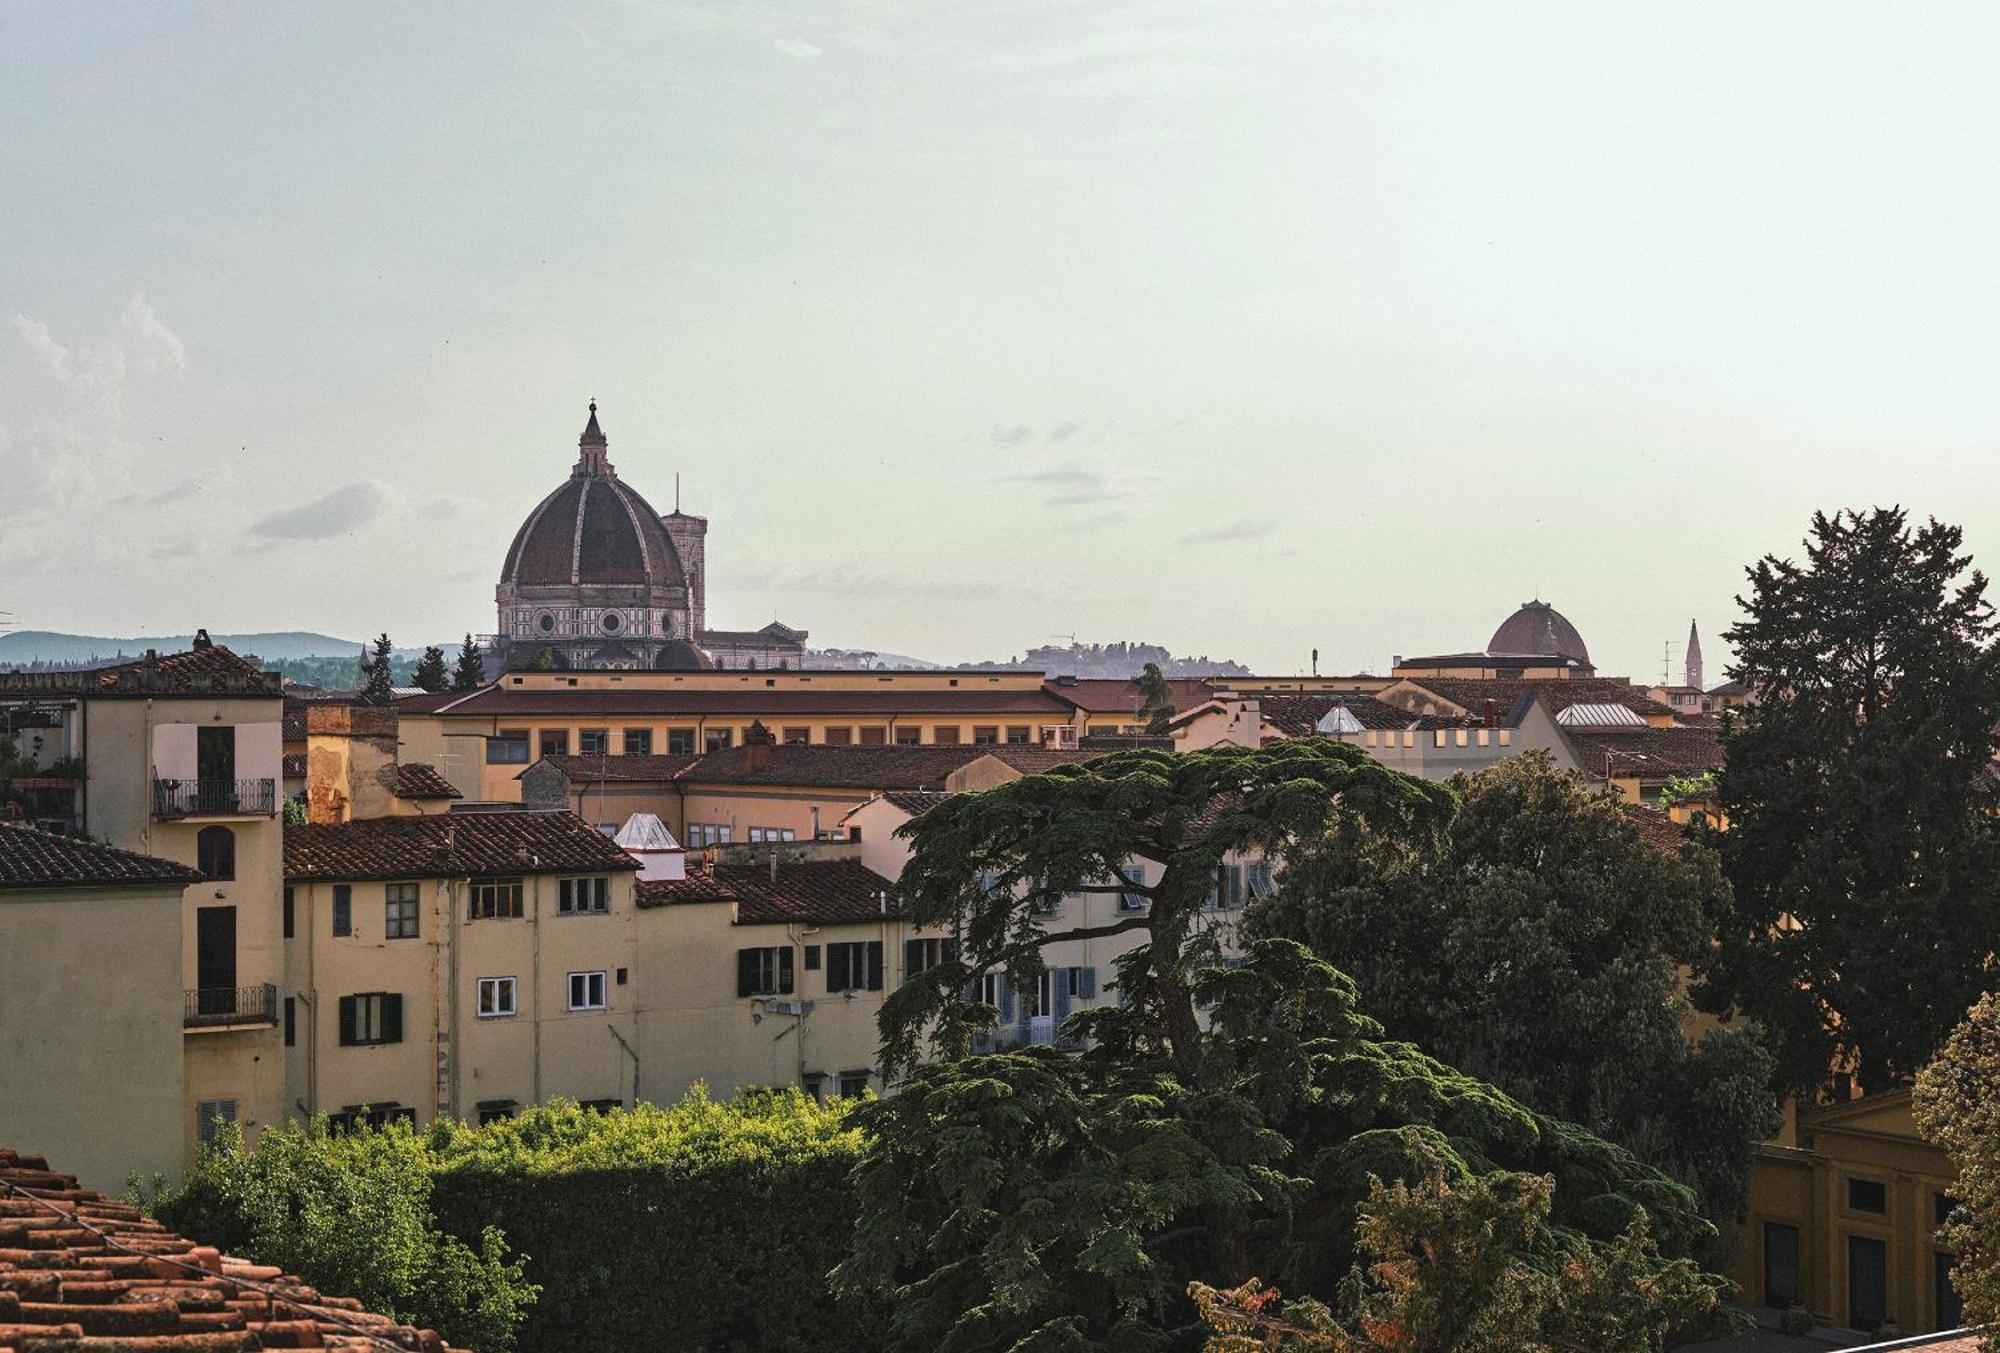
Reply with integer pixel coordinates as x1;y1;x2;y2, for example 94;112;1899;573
675;472;680;513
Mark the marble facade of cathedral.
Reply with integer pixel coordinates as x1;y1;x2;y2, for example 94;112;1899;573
495;405;807;671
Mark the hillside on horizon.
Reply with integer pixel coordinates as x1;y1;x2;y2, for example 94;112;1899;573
0;629;375;666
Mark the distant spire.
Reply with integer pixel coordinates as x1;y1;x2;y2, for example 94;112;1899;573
1685;619;1704;690
581;400;606;445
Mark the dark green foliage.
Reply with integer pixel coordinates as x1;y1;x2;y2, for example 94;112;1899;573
1138;661;1178;734
837;940;1727;1352
452;632;486;691
361;632;396;704
1914;994;2000;1349
1697;507;2000;1093
411;644;449;693
1250;754;1778;1225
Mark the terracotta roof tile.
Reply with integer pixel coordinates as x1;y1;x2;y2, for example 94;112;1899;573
0;639;280;700
1620;803;1688;853
0;824;203;891
1391;676;1674;721
427;686;1073;718
376;763;462;801
285;811;638;881
529;753;704;784
0;1146;466;1352
637;858;898;924
1044;677;1213;714
1256;693;1441;736
1565;727;1724;780
673;743;1091;790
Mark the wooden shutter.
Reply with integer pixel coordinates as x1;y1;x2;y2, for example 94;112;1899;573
904;938;924;976
737;949;758;998
337;995;357;1046
778;947;795;994
1079;968;1097;1000
867;941;884;991
382;994;404;1045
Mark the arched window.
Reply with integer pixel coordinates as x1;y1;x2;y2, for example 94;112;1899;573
197;825;235;881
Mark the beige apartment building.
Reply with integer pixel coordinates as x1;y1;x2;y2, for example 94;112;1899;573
0;634;287;1165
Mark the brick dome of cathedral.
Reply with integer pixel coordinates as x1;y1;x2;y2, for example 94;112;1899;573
499;405;687;591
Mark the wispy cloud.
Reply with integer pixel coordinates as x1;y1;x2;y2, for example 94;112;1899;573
992;423;1034;447
1045;421;1081;444
773;37;823;60
119;295;186;374
1179;518;1272;545
1006;463;1121;508
249;480;398;540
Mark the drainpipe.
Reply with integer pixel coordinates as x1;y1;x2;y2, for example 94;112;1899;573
530;871;543;1104
607;1025;640;1105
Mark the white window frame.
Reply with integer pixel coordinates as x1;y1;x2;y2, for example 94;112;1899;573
568;970;608;1012
558;876;610;915
477;976;518;1019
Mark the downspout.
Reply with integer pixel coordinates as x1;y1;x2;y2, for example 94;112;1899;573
607;1025;640;1106
77;698;88;836
304;883;318;1119
530;871;543;1104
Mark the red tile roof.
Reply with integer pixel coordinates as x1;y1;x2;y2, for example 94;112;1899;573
1620;803;1688;853
1389;676;1674;721
0;824;203;892
875;789;948;816
376;763;462;801
0;1146;466;1352
1565;727;1724;780
1256;693;1450;737
529;753;704;784
673;743;1091;790
0;638;280;700
424;686;1074;718
285;811;639;881
637;858;898;924
1045;677;1212;715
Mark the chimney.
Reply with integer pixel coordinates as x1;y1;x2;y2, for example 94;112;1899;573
1483;699;1499;728
743;719;775;772
768;850;779;883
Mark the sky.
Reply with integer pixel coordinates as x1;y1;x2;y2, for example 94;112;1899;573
2;2;1995;679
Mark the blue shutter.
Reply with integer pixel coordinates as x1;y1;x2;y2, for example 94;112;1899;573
1079;967;1097;1000
1055;969;1073;1021
998;976;1015;1024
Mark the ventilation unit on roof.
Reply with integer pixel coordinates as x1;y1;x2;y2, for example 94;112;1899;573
1554;703;1647;728
1316;705;1365;736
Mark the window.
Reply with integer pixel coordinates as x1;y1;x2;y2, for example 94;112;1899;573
705;728;734;751
748;827;797;844
195;1099;237;1144
1005;725;1032;744
487;730;530;764
568;970;607;1011
469;878;524;920
578;729;609;756
826;941;884;993
932;726;961;745
623;728;653;755
282;886;294;939
666;728;696;755
973;726;998;745
801;1073;826;1104
1763;1221;1800;1308
905;936;957;974
328;1104;416;1133
284;996;296;1047
338;992;403;1046
476;1100;518;1126
1118;866;1148;911
616;967;628;985
859;726;887;745
1848;1234;1887;1331
1848;1177;1887;1214
894;725;921;746
558;876;610;914
332;884;352;937
824;726;853;746
1245;859;1273;900
539;730;569;757
804;945;821;971
1023;969;1053;1018
781;726;810;744
687;823;733;848
1065;967;1097;1001
838;1071;870;1099
737;946;795;997
977;971;1006;1009
384;882;420;939
197;825;235;881
477;976;517;1018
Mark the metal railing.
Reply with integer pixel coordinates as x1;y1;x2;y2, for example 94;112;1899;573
152;778;276;818
184;983;278;1029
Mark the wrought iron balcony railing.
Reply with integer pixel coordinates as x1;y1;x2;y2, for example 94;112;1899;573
184;983;278;1029
152;778;276;818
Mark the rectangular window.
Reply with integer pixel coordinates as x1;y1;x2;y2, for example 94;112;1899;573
196;1099;238;1144
1005;725;1031;744
894;725;922;746
476;1101;518;1126
282;886;294;939
932;726;961;745
904;936;957;974
804;944;821;971
687;823;734;848
973;726;998;745
469;878;524;920
328;1105;416;1133
737;946;795;997
748;827;798;844
1848;1234;1887;1331
557;876;610;914
705;728;734;751
1848;1177;1888;1214
1066;966;1097;1001
1023;969;1053;1019
1763;1221;1800;1308
539;730;569;758
338;992;403;1046
487;730;530;764
623;727;653;755
859;726;887;745
384;882;420;939
1118;866;1148;911
332;884;352;937
567;970;607;1011
578;728;609;756
667;728;696;755
838;1071;870;1099
283;996;296;1047
781;726;810;744
827;941;885;993
824;726;853;746
477;976;518;1018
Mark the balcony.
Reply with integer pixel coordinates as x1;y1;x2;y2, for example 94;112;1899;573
152;778;276;819
184;984;278;1031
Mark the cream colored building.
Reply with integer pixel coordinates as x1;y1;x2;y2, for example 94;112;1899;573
0;824;201;1192
0;634;287;1164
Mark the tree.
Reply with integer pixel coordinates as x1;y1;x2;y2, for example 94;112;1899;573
1697;508;2000;1093
1138;660;1178;734
411;645;449;693
361;633;395;705
841;742;1731;1350
452;633;485;691
1250;754;1778;1225
1913;994;2000;1348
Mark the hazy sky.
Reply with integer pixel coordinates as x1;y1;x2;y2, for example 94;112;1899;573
3;3;1995;677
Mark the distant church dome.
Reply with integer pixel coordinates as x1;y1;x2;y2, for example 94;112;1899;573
500;406;687;592
1488;600;1590;666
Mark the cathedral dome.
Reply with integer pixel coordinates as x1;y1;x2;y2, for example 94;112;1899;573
499;406;687;591
1488;600;1590;665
